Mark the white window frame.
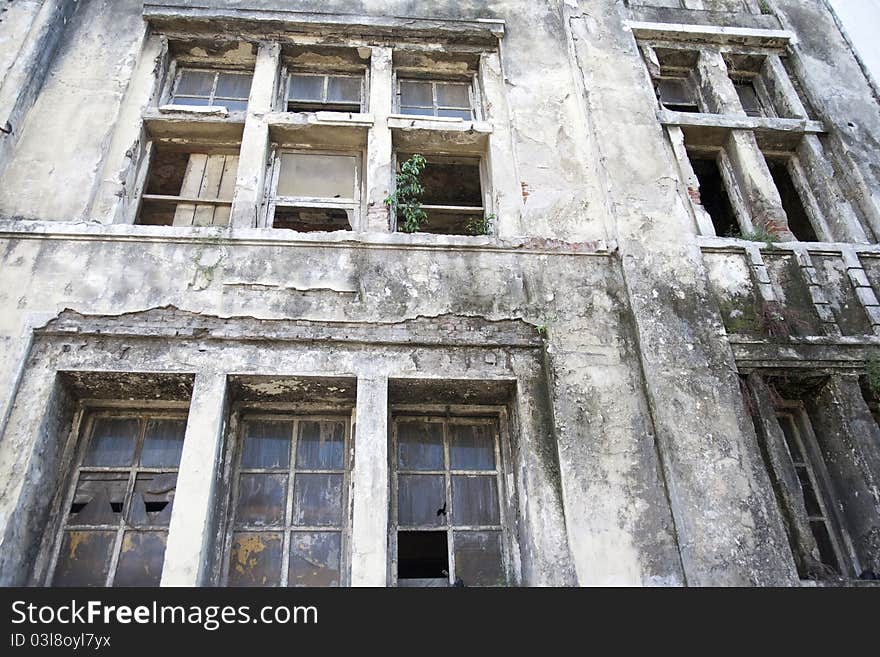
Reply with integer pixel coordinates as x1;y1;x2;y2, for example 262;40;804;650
283;70;366;113
394;76;480;121
266;148;363;230
168;66;253;111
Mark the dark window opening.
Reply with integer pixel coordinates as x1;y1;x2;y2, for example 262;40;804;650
768;160;818;242
732;79;764;117
272;207;352;232
397;531;449;585
689;155;738;237
655;78;699;113
398;155;484;235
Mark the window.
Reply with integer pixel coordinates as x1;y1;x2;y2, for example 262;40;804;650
766;157;818;242
267;151;360;231
137;146;239;227
48;410;186;586
731;76;765;117
169;69;252;111
774;408;849;577
286;73;363;112
655;77;699;113
396;153;485;235
398;79;474;119
688;152;738;237
390;416;509;586
222;416;350;587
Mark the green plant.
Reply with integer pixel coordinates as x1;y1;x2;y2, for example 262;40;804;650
759;0;773;16
867;354;880;397
727;223;777;249
384;154;427;233
465;213;495;236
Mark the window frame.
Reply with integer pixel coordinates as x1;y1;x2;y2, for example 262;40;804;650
266;147;363;231
282;69;366;113
394;76;480;121
44;407;189;587
219;411;353;587
388;407;518;587
168;66;254;112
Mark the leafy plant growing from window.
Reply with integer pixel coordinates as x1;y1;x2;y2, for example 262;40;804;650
465;213;495;236
385;154;427;233
726;222;777;249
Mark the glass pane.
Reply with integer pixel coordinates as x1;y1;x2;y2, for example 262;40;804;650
235;474;287;526
327;76;361;103
399;80;433;106
449;424;495;470
240;421;291;469
437;108;473;119
289;75;324;101
228;532;283;587
399;106;433;116
436;83;469;107
296;421;345;470
69;472;128;526
53;531;116;587
216;73;252;99
398;474;445;527
289;532;341;587
140;419;185;467
453;531;505;586
276;153;356;200
128;473;177;527
170;96;212;107
175;70;214;97
292;474;343;527
734;81;763;117
397;421;444;470
114;531;167;586
452;475;500;526
219;99;248;111
83;417;139;466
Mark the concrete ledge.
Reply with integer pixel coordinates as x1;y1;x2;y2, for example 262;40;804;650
698;235;880;255
660;109;825;134
627;20;794;48
627;7;782;33
730;338;880;372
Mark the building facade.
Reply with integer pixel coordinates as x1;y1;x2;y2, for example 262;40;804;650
0;0;878;587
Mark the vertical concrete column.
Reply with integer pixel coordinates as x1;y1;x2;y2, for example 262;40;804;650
349;376;389;586
666;125;716;236
229;41;280;230
480;51;523;238
365;46;393;232
161;372;228;587
805;374;880;576
695;50;742;116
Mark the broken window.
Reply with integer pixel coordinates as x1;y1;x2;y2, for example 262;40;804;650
731;76;765;117
655;77;700;113
169;69;252;111
398;79;474;119
267;150;360;231
396;153;485;235
688;151;739;237
286;73;363;112
391;417;507;587
223;417;350;587
49;411;186;586
137;145;239;227
766;157;819;242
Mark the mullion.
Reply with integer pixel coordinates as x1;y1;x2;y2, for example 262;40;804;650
280;419;298;587
106;417;147;586
443;420;454;584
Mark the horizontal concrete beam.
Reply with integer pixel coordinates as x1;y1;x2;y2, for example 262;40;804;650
659;110;825;135
627;20;794;48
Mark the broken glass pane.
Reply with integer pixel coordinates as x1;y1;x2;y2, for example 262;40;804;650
276;153;356;200
83;417;138;466
399;80;432;107
295;421;345;470
290;75;324;101
114;531;167;586
175;70;214;97
53;531;115;587
436;83;469;108
292;474;343;527
128;473;177;527
215;73;252;99
168;96;211;107
397;421;444;470
398;474;445;527
327;76;361;104
69;473;128;526
288;531;341;587
453;531;505;586
452;475;500;526
228;532;283;587
240;421;291;469
140;419;185;468
235;474;287;527
449;424;495;470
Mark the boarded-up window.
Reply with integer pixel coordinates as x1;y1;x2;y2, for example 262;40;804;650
170;69;252;111
138;149;239;227
398;79;474;119
50;412;187;587
391;417;507;587
224;417;350;587
268;151;359;232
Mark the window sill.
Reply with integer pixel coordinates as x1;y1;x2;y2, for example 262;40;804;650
388;115;492;134
389;116;492;152
267;111;374;127
266;112;373;146
659;109;825;135
143;108;245;142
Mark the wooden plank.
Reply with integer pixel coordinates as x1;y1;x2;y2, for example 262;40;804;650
173;154;207;226
213;155;239;227
193;154;226;226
